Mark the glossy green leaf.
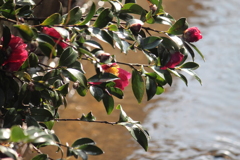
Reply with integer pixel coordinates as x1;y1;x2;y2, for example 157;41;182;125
181;69;202;85
140;36;162;49
102;93;114;115
132;69;144;103
26;116;41;128
0;145;18;160
106;87;123;99
189;43;205;61
3;108;22;128
14;24;35;41
146;76;156;101
179;62;199;70
88;72;119;83
10;126;28;142
57;83;69;96
109;1;122;12
62;68;87;87
145;11;155;24
156;86;164;95
32;154;48;160
30;108;53;122
16;0;35;5
93;9;113;28
79;145;104;155
167;18;188;35
132;126;149;151
64;6;82;25
121;3;146;15
59;47;78;67
79;2;96;25
72;138;95;148
76;85;88;97
41;13;61;25
37;34;55;46
183;41;195;60
167;69;188;86
89;86;104;102
88;27;114;47
84;40;103;49
28;52;39;67
38;41;57;58
155;15;172;25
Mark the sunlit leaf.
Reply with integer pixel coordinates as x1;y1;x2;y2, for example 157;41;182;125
167;18;188;35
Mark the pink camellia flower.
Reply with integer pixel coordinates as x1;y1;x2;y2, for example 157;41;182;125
42;27;68;49
183;27;202;42
1;35;28;72
160;52;184;70
91;63;131;90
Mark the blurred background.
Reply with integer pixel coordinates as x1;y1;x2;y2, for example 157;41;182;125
34;0;240;159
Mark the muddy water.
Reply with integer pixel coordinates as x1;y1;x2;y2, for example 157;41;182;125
36;0;240;160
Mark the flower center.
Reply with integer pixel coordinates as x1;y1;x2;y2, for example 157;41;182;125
105;65;119;76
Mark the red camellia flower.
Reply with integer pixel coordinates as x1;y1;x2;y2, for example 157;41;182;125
42;27;68;49
183;27;202;42
91;63;131;90
160;52;184;70
1;35;28;72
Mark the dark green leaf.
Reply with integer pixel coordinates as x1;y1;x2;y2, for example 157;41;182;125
181;69;202;85
30;108;53;122
106;87;123;99
62;68;87;88
57;83;69;96
146;76;156;101
89;86;104;102
37;41;57;58
102;93;114;115
167;69;188;86
189;43;205;61
72;149;87;160
88;27;114;47
41;13;61;25
28;52;39;67
121;3;146;15
167;18;188;35
3;108;22;128
26;116;41;128
88;72;119;83
183;41;195;61
80;112;96;122
93;9;113;28
125;0;136;3
140;36;162;49
76;85;87;97
59;47;78;67
2;24;11;48
179;62;199;70
64;6;82;25
132;69;144;103
14;24;35;41
132;126;149;151
79;2;96;25
79;145;104;155
72;138;95;147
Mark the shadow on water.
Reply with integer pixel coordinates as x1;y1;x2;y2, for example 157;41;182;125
28;0;240;159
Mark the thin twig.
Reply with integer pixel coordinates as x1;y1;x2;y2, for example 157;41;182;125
54;118;118;125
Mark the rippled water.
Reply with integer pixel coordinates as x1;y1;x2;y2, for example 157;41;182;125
128;0;240;159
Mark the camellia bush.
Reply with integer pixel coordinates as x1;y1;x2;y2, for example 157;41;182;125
0;0;203;159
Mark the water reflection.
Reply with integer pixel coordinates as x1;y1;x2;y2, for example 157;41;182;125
128;0;240;159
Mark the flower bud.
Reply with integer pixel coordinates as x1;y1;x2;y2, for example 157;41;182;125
183;27;202;42
149;4;157;13
130;23;143;35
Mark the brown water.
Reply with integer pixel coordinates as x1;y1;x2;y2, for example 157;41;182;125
35;0;240;160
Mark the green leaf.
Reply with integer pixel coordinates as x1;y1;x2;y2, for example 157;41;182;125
140;36;162;49
79;2;96;25
88;27;114;47
79;145;104;155
93;9;113;28
10;126;28;142
167;69;188;86
183;41;195;61
14;24;35;42
2;24;11;48
156;86;164;95
26;116;41;128
28;52;39;67
3;108;22;128
145;11;155;24
88;72;119;83
132;69;144;103
62;68;87;88
16;0;35;5
132;126;149;151
181;69;202;85
106;87;123;99
37;41;57;58
30;108;54;122
59;47;78;67
76;85;88;97
64;6;82;25
41;13;61;25
102;93;114;115
167;18;188;35
179;62;199;70
43;121;55;130
32;154;48;160
57;83;69;96
121;3;146;15
0;145;18;160
80;112;96;122
146;76;156;101
188;43;205;61
89;86;104;102
72;138;95;148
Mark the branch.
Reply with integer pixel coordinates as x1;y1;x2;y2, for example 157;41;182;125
54;118;118;125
